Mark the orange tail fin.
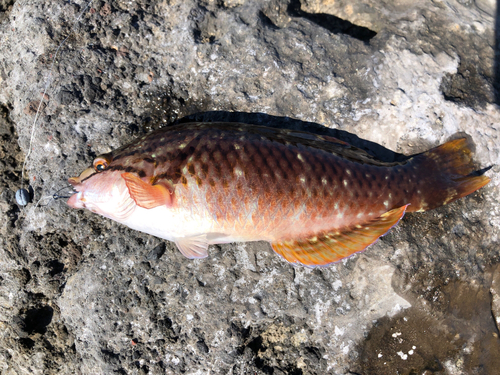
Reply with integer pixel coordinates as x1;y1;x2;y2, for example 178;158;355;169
406;138;490;212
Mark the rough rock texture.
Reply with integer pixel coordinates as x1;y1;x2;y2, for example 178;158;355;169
0;0;499;374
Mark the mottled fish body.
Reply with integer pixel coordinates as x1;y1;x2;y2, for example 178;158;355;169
68;123;490;267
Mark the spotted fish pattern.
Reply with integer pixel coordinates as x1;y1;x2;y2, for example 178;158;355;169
68;122;490;267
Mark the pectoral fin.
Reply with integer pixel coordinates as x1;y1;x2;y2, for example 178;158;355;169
175;234;209;259
121;173;172;209
271;205;409;267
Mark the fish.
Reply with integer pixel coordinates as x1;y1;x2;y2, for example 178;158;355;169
67;122;490;267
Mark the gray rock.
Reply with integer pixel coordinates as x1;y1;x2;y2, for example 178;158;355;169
0;0;498;374
491;265;500;331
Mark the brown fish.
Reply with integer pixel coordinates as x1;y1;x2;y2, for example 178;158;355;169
67;123;490;267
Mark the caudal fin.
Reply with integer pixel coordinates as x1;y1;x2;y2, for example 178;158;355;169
407;138;490;212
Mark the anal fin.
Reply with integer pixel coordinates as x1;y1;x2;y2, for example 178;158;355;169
271;205;409;267
175;234;209;259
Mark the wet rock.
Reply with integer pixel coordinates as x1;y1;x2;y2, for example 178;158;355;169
355;268;500;374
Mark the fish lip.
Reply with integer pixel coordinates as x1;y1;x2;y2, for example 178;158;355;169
68;177;81;187
66;192;78;208
68;177;85;194
68;166;95;185
67;191;85;209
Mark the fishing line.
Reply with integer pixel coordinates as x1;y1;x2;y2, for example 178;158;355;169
30;185;77;209
16;0;94;206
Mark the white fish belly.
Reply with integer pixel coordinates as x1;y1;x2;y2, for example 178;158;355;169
120;205;215;241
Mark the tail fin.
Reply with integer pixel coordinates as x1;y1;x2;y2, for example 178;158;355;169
405;138;490;212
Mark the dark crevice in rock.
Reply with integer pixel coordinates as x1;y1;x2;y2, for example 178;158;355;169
287;0;377;42
258;10;282;30
0;0;14;12
145;243;166;261
19;337;35;350
0;0;15;23
440;62;493;108
47;259;65;277
21;305;54;335
157;317;179;343
233;327;306;375
101;348;121;365
285;366;304;375
196;338;209;353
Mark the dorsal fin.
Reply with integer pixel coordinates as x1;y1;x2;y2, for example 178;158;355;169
175;234;209;259
121;173;172;209
109;123;403;169
271;205;409;267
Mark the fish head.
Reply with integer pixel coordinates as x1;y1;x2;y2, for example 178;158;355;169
67;154;135;220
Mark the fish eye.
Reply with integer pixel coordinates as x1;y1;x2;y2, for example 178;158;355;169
91;154;113;173
95;162;107;172
93;157;109;172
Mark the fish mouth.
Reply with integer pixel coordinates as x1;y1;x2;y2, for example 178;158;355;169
64;174;82;208
67;191;101;214
67;177;83;196
67;191;84;208
66;177;85;208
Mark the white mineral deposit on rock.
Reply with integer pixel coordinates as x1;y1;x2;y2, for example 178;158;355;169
397;351;408;360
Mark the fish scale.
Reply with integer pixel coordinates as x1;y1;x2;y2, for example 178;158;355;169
67;122;490;267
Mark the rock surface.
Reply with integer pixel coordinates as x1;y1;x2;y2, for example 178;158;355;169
0;0;499;374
